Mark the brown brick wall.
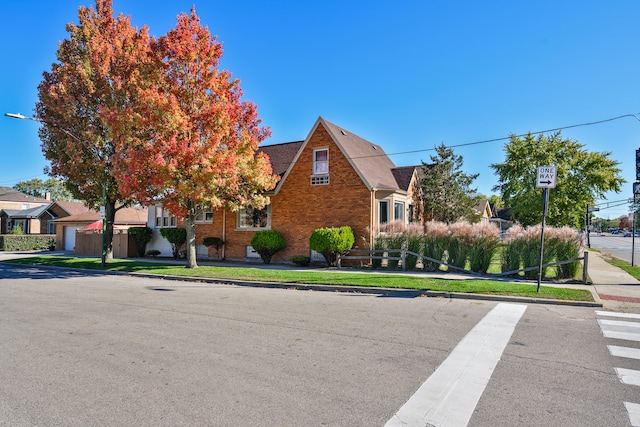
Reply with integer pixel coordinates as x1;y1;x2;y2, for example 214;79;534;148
195;123;373;262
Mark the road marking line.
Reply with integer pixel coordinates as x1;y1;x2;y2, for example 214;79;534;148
616;368;640;387
608;345;640;360
596;311;640;320
625;402;640;427
598;319;640;330
385;303;527;427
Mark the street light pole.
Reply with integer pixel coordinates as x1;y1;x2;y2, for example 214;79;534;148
4;112;108;267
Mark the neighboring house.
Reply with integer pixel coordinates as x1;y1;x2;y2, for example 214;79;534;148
52;206;148;252
147;117;424;262
0;198;90;235
474;199;493;224
0;187;51;233
490;206;515;233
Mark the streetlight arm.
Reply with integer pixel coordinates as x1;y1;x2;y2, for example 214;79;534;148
5;112;39;121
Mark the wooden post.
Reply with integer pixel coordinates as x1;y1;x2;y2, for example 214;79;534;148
582;251;589;284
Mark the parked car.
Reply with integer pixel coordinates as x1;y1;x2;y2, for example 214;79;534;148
624;231;632;237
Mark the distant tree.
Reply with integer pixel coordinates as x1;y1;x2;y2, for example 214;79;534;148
620;216;631;230
491;132;625;227
108;8;277;268
420;143;480;223
36;0;151;261
13;178;74;201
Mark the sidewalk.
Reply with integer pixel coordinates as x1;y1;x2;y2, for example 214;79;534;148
587;251;640;310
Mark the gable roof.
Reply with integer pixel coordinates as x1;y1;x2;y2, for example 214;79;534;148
321;118;400;190
392;166;419;192
259;141;304;177
53;206;148;224
0;186;50;204
1;205;51;219
271;117;416;194
51;200;91;216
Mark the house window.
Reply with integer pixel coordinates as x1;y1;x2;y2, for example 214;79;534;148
379;200;389;225
155;206;177;228
237;205;271;229
311;148;329;185
394;202;405;222
195;210;213;223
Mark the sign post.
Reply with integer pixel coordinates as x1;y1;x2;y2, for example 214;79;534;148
536;166;556;292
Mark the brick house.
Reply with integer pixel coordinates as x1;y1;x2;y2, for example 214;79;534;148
147;117;423;262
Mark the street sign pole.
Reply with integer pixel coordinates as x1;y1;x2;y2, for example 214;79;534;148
536;166;556;292
537;188;549;292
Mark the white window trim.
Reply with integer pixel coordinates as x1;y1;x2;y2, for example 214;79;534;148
394;201;405;222
154;206;177;228
312;148;329;175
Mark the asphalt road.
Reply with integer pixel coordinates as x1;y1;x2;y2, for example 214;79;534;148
590;233;640;264
0;263;636;426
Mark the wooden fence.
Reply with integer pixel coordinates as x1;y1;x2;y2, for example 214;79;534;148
74;230;136;258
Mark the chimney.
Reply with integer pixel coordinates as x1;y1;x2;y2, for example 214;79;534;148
45;192;51;201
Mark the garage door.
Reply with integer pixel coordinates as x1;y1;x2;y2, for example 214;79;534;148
64;226;81;251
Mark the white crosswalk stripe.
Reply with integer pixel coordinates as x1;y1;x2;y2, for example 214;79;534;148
597;310;640;427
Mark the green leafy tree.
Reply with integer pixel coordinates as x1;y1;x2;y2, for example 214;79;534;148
420;143;480;223
491;132;625;227
13;178;75;201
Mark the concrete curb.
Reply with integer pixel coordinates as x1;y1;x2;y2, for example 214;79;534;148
4;261;603;308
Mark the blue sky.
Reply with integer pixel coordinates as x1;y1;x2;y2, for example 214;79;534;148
1;1;639;219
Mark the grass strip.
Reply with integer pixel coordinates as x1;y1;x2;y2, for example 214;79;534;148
606;257;640;281
2;256;594;302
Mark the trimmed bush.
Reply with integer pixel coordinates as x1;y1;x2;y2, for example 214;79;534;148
159;227;187;259
128;226;153;257
0;234;56;251
250;230;286;264
309;226;355;266
290;255;310;267
145;249;161;257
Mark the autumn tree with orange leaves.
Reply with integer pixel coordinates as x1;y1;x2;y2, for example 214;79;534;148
108;8;277;268
36;0;152;262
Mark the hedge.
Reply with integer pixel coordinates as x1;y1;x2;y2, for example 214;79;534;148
0;234;56;251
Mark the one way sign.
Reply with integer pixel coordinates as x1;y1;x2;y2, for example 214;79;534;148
536;166;556;189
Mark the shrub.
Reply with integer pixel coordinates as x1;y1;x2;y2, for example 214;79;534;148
467;222;501;273
145;249;161;257
290;255;310;267
250;230;286;264
159;227;187;259
379;221;405;269
309;226;355;266
422;221;448;271
547;226;584;279
0;234;56;251
10;225;24;235
447;222;472;269
404;224;423;270
128;226;153;257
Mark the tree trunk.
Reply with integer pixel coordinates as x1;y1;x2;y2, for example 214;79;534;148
185;200;198;268
104;198;116;262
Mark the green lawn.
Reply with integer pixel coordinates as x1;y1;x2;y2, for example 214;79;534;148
2;255;595;302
